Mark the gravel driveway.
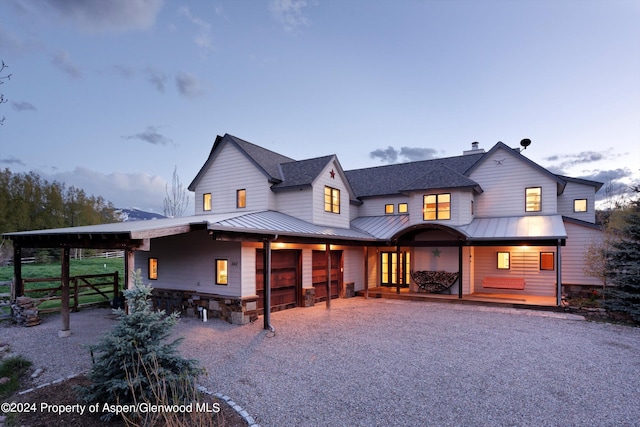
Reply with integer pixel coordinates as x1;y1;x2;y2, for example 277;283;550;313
4;298;640;426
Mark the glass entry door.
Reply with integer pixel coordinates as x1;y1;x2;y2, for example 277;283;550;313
380;251;411;287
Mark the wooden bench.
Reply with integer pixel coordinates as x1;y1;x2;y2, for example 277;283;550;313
482;277;525;290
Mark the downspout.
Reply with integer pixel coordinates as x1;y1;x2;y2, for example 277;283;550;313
263;235;278;332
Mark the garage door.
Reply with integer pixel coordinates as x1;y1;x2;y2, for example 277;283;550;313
256;249;300;312
312;250;342;303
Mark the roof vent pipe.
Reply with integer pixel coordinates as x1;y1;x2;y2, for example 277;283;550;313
472;141;479;150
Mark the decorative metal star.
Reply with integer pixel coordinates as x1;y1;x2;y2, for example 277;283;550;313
432;248;441;257
330;169;335;179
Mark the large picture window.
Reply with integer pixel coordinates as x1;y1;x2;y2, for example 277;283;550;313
324;186;340;214
423;193;451;220
525;187;541;212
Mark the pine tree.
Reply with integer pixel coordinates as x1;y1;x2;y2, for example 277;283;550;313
78;270;202;420
604;187;640;323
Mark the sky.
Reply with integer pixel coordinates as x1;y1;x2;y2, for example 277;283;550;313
0;0;638;215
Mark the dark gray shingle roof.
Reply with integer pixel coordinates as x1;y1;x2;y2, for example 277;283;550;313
273;156;335;190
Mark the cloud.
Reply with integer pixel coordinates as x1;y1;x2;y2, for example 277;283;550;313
178;5;213;54
145;67;167;92
175;71;205;97
370;146;440;164
544;149;621;172
0;156;26;166
12;101;37;112
19;0;164;33
268;0;311;33
0;26;42;55
122;126;174;146
46;166;167;212
51;50;81;78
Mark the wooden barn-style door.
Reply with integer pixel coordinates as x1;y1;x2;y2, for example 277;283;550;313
312;250;342;303
256;249;301;312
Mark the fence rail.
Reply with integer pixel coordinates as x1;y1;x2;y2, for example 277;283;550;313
22;272;119;313
11;251;125;265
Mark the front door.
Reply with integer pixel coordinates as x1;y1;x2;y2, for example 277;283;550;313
380;251;411;287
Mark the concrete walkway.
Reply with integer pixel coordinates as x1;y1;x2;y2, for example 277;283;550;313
173;298;640;427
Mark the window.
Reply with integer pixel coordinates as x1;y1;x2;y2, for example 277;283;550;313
237;189;246;208
324;186;340;214
148;258;158;280
540;252;555;271
525;187;541;212
380;251;411;286
385;204;394;214
398;203;408;213
573;199;587;213
203;193;212;211
497;252;510;270
215;259;228;285
423;193;451;220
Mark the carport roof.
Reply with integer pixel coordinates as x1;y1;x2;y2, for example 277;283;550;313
459;215;567;242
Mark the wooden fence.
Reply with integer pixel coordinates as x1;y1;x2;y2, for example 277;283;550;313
22;272;119;313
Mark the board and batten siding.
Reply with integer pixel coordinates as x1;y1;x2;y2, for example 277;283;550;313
557;181;597;223
312;161;351;228
469;148;558;218
563;221;604;286
135;230;242;298
193;142;275;215
473;245;557;296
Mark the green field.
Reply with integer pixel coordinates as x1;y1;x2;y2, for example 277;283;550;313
0;258;125;312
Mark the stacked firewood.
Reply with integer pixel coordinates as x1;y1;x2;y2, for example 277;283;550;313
11;297;41;327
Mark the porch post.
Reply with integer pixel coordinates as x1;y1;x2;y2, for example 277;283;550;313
59;247;71;338
396;244;401;294
124;249;135;289
263;239;272;329
11;244;22;299
325;243;331;309
458;243;463;299
556;240;562;306
363;247;369;299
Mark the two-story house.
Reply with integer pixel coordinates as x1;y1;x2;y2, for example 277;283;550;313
5;133;603;325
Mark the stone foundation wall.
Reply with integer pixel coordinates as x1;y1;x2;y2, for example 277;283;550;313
152;289;259;325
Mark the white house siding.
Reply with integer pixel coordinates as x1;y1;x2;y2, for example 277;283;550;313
312;161;352;228
276;188;313;223
473;245;557;296
558;181;597;223
357;195;411;218
366;247;380;289
469;148;558;217
193;142;274;215
563;221;603;286
340;246;365;292
241;243;261;297
136;230;242;298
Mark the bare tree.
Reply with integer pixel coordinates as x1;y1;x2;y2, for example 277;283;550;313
0;60;11;125
163;166;189;218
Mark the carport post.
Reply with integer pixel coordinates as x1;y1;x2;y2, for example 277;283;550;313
326;244;331;309
59;247;71;338
263;239;272;330
11;244;22;299
556;240;562;306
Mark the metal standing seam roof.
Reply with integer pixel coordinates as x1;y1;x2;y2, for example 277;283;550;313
459;215;567;241
351;215;411;240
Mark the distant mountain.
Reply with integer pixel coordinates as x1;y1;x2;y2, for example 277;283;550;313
116;208;166;222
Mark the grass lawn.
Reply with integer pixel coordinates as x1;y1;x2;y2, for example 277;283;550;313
0;258;125;312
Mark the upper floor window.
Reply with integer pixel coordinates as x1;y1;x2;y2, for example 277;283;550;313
398;203;408;213
573;199;587;213
385;204;394;214
237;189;246;208
324;186;340;214
203;193;212;211
525;187;541;212
423;193;450;220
